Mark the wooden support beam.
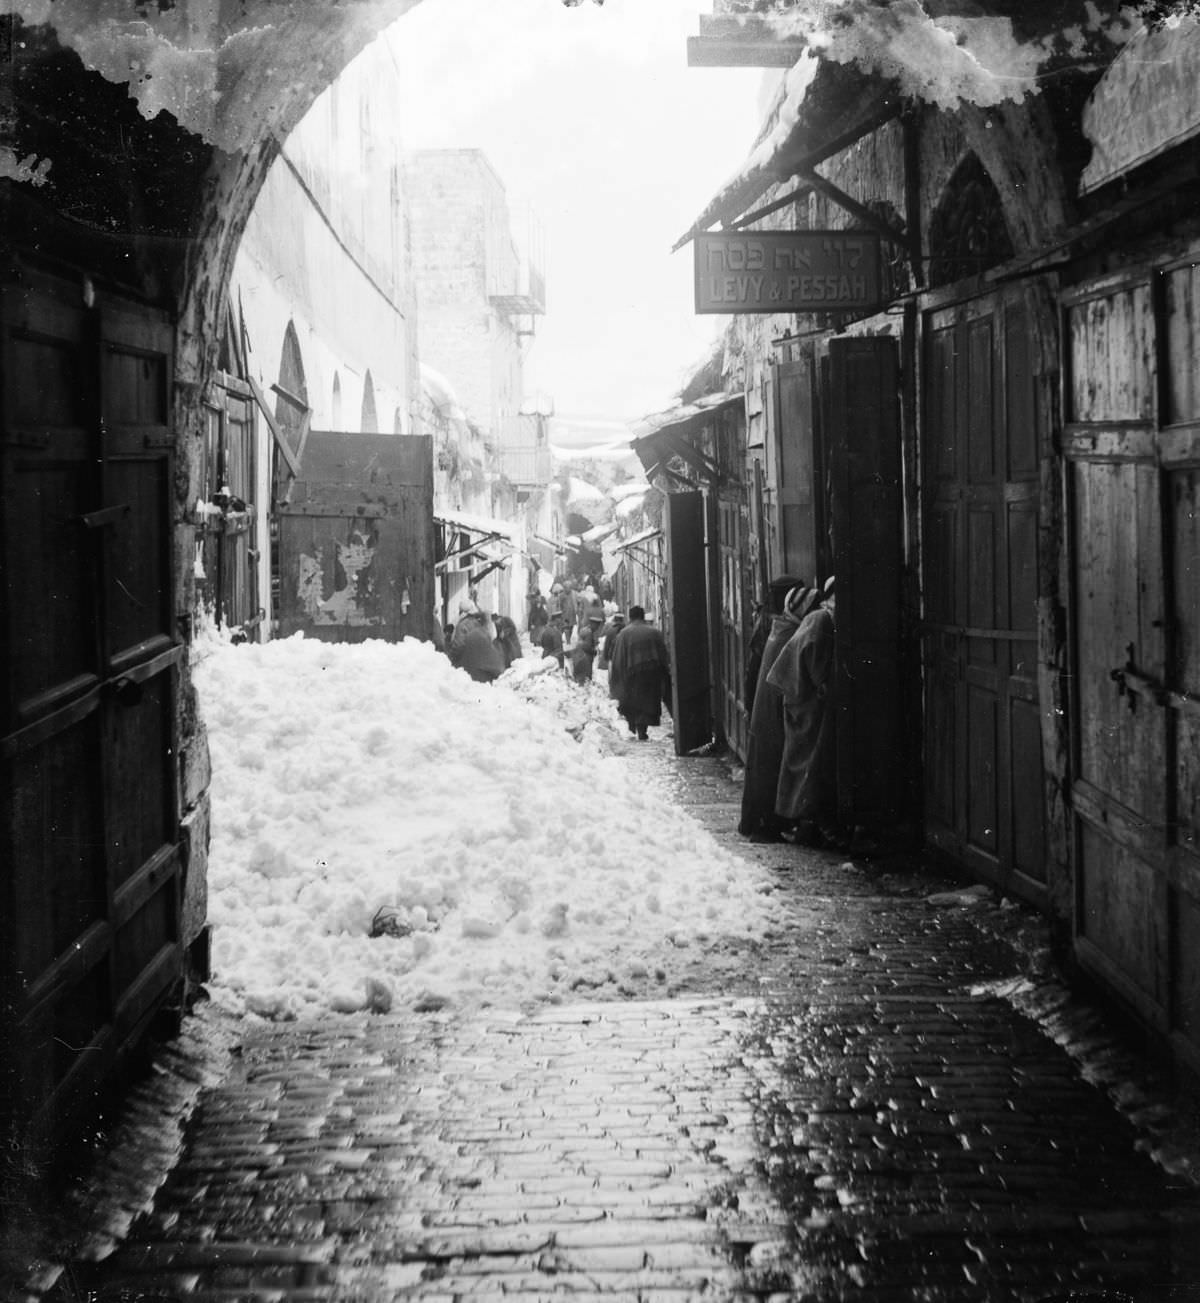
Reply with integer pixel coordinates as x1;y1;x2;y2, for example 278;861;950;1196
795;167;919;259
690;16;807;66
248;376;300;477
688;36;804;66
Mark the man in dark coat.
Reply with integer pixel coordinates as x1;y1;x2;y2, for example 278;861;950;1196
493;614;522;669
539;613;565;669
738;582;820;841
608;605;671;741
449;600;504;684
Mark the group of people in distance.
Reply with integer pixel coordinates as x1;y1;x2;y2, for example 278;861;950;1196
531;577;671;742
739;574;842;850
443;573;672;744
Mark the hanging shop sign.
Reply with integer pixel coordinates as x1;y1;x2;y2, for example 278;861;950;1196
694;230;881;314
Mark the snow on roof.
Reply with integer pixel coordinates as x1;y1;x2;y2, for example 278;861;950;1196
420;363;466;420
435;507;518;542
630;392;742;443
614;525;662;553
615;495;645;521
581;520;621;545
565;475;608;504
610;481;649;502
674;6;1109;248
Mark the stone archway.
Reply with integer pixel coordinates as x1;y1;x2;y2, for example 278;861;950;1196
0;0;424;1164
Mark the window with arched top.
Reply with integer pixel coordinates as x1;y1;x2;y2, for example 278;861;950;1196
928;154;1014;289
331;372;342;429
361;370;378;434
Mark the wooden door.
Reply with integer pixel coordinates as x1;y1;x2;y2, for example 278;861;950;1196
717;492;749;761
1;269;182;1156
198;374;260;636
664;490;711;755
922;292;1045;900
1065;263;1200;1069
771;352;824;585
828;336;904;834
276;430;436;643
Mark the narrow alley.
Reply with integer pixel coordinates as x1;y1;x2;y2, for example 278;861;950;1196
13;734;1200;1303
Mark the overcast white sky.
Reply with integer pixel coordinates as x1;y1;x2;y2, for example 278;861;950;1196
383;0;768;430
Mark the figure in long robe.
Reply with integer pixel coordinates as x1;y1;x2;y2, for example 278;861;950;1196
766;588;837;845
738;584;820;841
608;605;671;741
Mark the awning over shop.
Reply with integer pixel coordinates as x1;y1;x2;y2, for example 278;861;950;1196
1080;18;1200;194
581;520;621;546
672;56;900;251
435;509;519;575
613;526;662;554
434;508;518;542
629;392;742;483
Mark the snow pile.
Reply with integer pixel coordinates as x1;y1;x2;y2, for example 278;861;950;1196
194;635;775;1020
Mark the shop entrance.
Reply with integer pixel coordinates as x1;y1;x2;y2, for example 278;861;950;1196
921;290;1046;900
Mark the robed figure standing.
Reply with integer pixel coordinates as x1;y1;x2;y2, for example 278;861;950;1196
608;605;671;741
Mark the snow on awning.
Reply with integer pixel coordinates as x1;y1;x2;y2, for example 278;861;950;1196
581;520;621;545
434;508;518;543
614;526;662;554
629;391;742;484
672;56;897;251
630;391;742;443
565;475;608;505
1080;19;1200;194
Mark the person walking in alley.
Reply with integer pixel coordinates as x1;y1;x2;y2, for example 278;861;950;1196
609;605;671;741
539;612;566;669
596;610;626;673
528;592;549;647
449;599;504;684
570;613;604;684
493;613;522;670
738;580;819;842
767;576;841;848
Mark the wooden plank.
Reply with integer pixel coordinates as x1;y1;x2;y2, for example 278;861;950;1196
773;353;820;584
687;35;804;67
248;375;300;477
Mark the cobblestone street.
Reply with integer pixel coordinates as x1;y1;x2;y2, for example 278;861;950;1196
12;734;1200;1302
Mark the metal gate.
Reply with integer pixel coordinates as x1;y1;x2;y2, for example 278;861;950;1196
1064;262;1200;1070
276;430;436;643
2;268;183;1155
922;291;1046;900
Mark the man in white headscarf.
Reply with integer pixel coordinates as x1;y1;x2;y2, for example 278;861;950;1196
449;598;504;683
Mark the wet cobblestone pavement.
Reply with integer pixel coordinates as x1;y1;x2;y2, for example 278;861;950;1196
10;735;1200;1302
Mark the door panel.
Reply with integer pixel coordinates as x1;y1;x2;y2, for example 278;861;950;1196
828;336;903;832
922;292;1045;898
1064;269;1190;1051
772;353;822;583
717;495;748;761
1;270;183;1154
664;490;710;755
